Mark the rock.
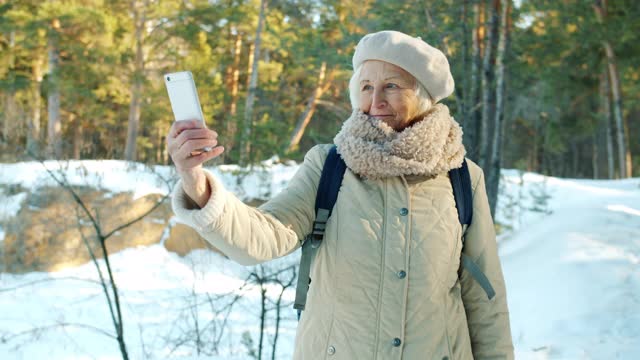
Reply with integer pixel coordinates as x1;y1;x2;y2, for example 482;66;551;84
163;223;223;256
0;185;225;273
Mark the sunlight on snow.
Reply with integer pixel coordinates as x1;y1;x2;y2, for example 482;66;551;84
564;233;640;264
607;204;640;217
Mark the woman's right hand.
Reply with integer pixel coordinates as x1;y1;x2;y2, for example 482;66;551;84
166;120;225;207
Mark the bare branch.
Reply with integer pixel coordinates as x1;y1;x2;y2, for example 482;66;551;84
74;206;119;334
103;166;174;239
315;99;351;119
0;276;102;293
29;151;104;239
24;153;176;360
102;191;170;239
1;322;116;344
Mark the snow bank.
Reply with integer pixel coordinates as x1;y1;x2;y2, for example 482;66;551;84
0;159;299;202
1;159;639;359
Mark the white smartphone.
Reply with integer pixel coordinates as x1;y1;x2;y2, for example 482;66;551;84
164;71;205;123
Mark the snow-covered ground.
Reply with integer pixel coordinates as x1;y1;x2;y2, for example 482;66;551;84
1;160;639;359
499;173;640;359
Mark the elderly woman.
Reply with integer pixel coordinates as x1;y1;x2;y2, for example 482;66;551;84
167;31;514;359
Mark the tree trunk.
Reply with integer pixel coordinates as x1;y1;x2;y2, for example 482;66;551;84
531;114;543;173
72;114;82;159
467;1;483;161
245;43;255;91
487;0;509;218
2;93;16;145
423;1;462;105
623;120;632;176
479;0;499;170
601;68;615;179
491;0;508;169
125;1;146;162
229;33;243;118
161;126;169;164
538;115;547;174
287;61;326;153
424;1;450;55
571;142;579;176
125;74;142;162
28;54;44;155
240;0;267;166
155;125;163;164
593;0;630;178
225;32;242;161
2;31;17;145
271;291;283;360
316;99;351;120
98;235;130;360
258;284;266;360
592;133;599;179
46;20;62;159
604;36;630;178
460;0;470;136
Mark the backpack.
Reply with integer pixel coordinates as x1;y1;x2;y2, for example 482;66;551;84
294;145;495;318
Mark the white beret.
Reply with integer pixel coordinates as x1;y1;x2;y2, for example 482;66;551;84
353;30;455;103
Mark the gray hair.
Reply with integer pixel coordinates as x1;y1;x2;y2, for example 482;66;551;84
348;64;434;116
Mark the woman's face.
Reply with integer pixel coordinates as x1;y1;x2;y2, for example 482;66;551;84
358;60;421;131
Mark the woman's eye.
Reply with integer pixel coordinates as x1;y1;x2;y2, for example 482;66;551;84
385;83;399;89
362;84;373;91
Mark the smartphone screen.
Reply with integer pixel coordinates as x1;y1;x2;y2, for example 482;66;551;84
164;71;205;123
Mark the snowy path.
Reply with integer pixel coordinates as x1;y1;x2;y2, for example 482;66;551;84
2;161;639;359
501;178;640;359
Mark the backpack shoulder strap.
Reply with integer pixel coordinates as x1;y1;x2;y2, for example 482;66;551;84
315;146;347;214
294;145;346;315
450;159;496;300
449;158;473;229
310;145;347;244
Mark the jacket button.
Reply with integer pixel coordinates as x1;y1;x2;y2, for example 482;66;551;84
442;357;449;360
392;337;402;347
399;208;409;216
396;270;407;279
327;345;336;355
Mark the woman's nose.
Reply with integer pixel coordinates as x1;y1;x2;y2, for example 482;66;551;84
372;89;387;108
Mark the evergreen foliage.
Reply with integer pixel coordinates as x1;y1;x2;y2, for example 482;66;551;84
0;0;637;179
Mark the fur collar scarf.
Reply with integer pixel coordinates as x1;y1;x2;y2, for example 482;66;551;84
333;104;466;180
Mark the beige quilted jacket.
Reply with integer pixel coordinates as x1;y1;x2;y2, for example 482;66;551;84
172;144;514;360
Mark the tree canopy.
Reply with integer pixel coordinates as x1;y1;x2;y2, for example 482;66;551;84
1;0;637;179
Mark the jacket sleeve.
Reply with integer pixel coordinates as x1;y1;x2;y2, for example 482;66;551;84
460;163;515;359
171;145;327;266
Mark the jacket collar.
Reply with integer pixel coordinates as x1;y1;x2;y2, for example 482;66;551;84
333;104;466;180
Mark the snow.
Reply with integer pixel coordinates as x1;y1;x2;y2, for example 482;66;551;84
0;161;175;200
607;204;640;217
0;159;296;202
0;190;27;243
0;191;27;221
500;176;640;359
1;160;639;359
0;246;298;359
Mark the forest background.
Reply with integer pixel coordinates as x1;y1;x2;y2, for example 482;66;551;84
1;0;639;215
1;0;639;358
